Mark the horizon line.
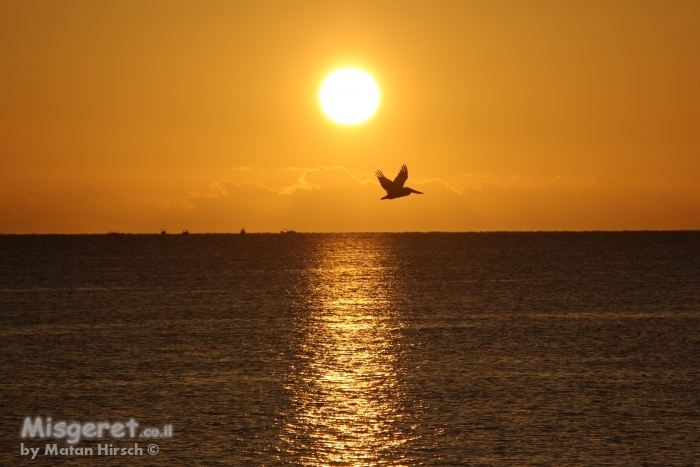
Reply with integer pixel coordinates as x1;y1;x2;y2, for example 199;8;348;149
2;229;700;235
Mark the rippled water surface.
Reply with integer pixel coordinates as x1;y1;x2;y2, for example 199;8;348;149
1;232;699;465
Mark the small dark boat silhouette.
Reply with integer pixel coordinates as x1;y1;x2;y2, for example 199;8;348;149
106;231;124;235
375;164;423;200
182;230;189;235
160;229;167;235
280;229;297;234
240;228;246;234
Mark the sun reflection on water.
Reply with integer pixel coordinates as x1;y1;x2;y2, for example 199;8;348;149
278;236;417;466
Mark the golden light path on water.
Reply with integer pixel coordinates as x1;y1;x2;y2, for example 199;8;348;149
278;235;418;466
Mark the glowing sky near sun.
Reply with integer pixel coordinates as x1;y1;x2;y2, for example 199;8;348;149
1;1;699;232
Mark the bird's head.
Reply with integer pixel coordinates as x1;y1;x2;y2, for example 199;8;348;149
403;187;423;195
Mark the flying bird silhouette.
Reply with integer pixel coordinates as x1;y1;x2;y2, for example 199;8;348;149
375;164;424;200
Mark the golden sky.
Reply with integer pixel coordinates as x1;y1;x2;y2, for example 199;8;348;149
1;1;699;232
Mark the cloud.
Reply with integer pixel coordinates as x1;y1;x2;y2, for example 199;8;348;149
278;166;374;195
1;168;699;233
414;178;464;195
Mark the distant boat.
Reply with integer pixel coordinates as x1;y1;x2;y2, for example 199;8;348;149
160;229;167;235
280;229;297;234
106;231;124;235
182;230;189;235
240;228;246;234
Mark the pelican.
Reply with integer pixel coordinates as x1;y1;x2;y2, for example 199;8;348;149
375;164;423;200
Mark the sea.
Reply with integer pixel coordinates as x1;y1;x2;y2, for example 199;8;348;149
1;232;699;466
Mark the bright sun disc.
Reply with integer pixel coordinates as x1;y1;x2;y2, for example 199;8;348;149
319;68;380;124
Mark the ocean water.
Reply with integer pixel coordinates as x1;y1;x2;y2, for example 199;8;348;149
1;232;699;466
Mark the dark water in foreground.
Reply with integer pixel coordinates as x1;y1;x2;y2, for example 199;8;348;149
1;232;699;466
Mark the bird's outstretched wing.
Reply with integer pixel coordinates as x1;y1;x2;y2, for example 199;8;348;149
393;164;408;188
375;170;394;193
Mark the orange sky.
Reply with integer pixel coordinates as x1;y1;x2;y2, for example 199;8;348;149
1;1;699;232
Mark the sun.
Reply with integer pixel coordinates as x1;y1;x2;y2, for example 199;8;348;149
319;68;380;125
